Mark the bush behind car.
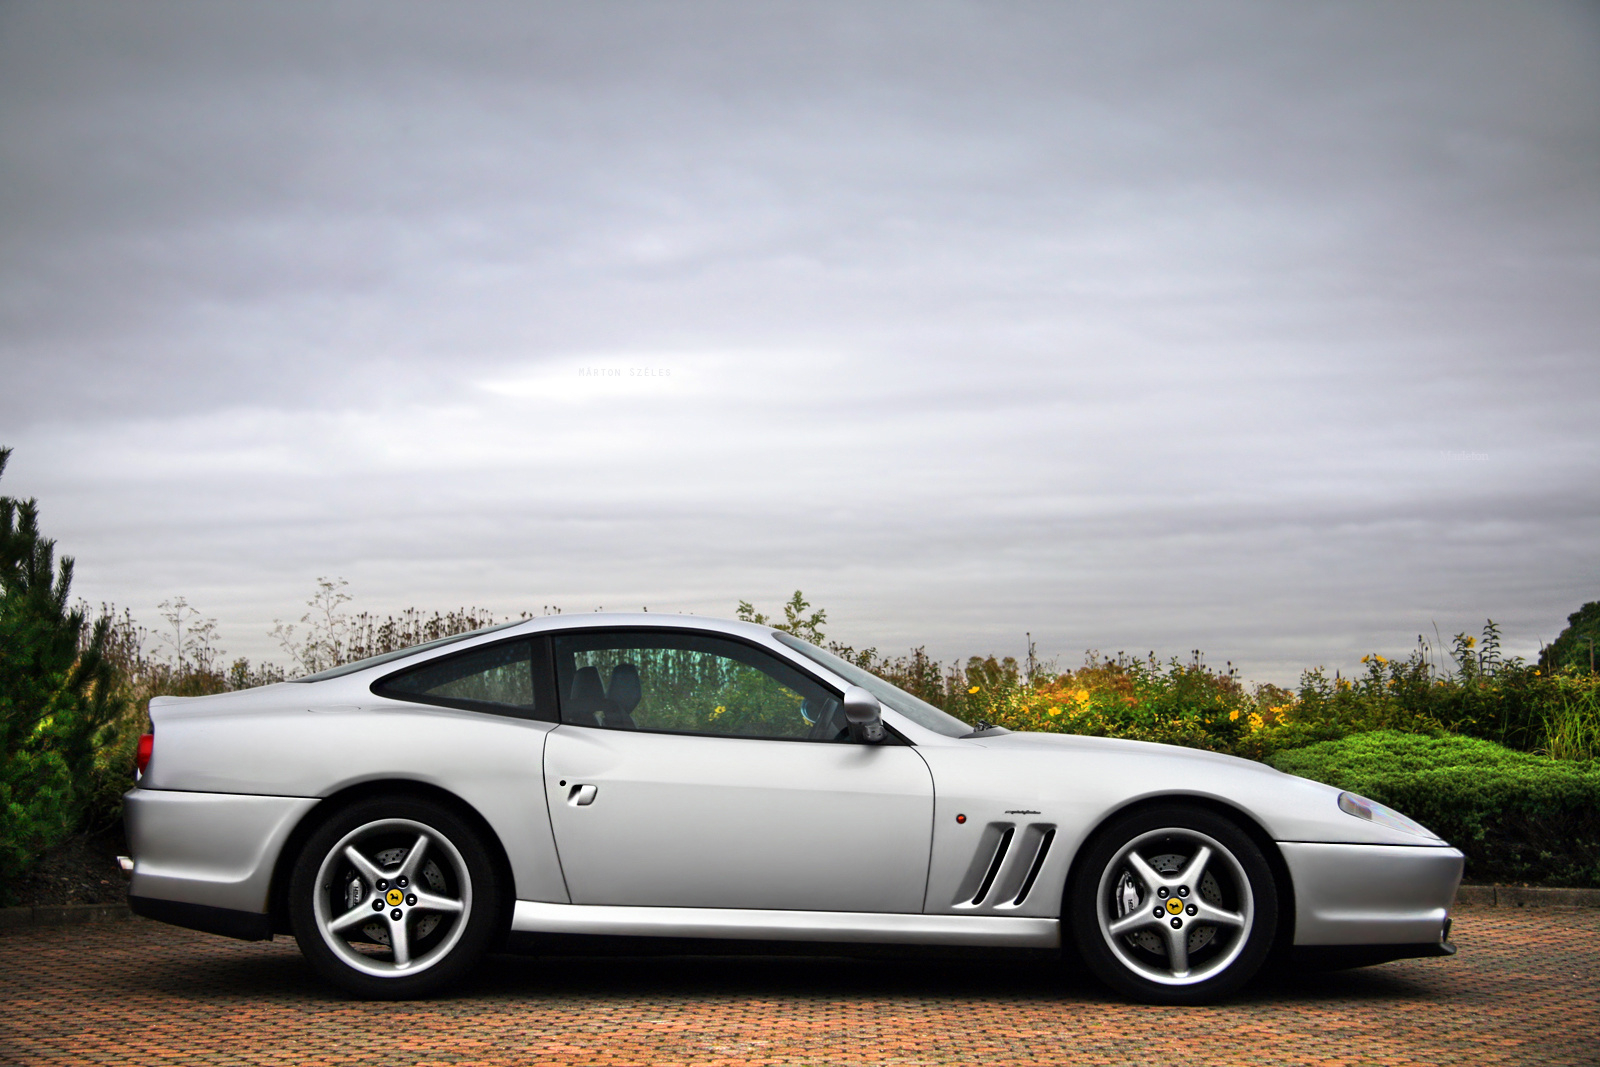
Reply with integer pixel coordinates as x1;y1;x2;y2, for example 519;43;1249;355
1267;731;1600;888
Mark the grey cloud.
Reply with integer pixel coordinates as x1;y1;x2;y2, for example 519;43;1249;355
1;1;1595;683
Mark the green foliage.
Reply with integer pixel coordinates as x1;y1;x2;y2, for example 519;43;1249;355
1268;732;1600;887
569;645;809;738
733;596;1599;765
272;576;510;677
845;619;1599;766
737;590;828;646
0;448;126;901
1539;676;1600;761
825;644;971;711
1540;599;1600;676
0;749;73;898
964;651;1281;758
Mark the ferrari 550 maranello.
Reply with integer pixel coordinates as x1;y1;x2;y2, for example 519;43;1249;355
125;614;1463;1002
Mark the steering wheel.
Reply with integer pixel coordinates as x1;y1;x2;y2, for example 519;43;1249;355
803;697;849;741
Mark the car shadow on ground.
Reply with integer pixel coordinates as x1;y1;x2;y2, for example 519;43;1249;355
473;951;1445;1005
125;939;1449;1008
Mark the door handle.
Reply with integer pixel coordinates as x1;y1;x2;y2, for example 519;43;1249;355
567;783;598;806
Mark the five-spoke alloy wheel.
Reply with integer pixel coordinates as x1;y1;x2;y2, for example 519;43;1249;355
290;796;501;998
1068;805;1277;1004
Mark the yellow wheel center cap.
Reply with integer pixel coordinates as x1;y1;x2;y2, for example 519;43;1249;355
1166;898;1184;915
386;889;404;907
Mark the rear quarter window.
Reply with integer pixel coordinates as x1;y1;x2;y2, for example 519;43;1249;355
372;638;553;721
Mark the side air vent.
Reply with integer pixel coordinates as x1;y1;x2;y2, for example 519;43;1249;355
970;827;1015;906
951;821;1058;910
1011;827;1056;906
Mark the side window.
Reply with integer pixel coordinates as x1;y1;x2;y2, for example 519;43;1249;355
374;638;544;718
551;631;845;741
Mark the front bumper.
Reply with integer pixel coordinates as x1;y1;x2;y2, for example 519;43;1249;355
1282;841;1464;946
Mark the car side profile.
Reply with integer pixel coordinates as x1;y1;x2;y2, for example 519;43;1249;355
124;614;1463;1003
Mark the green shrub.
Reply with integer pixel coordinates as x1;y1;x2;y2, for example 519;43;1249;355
1;448;126;901
1540;600;1600;676
0;749;74;891
1268;731;1600;887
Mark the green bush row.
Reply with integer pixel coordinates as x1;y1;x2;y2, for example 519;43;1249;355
1267;731;1600;887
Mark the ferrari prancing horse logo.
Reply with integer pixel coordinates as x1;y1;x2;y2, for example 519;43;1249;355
1165;898;1184;915
386;888;405;907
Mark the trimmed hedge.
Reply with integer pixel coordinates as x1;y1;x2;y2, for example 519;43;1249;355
1267;731;1600;887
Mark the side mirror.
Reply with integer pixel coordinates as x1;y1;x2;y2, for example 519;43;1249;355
841;685;885;744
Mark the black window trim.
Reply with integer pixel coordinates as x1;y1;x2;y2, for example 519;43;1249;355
370;635;559;724
543;624;912;746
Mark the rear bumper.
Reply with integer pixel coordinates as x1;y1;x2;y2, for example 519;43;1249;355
1282;841;1464;946
129;895;274;941
124;787;318;916
1289;938;1456;971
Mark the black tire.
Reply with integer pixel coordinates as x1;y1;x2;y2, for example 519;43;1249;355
289;795;502;999
1067;804;1277;1005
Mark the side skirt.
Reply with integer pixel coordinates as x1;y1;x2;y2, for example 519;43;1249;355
509;901;1060;948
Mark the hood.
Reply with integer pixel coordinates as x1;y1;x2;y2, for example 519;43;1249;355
969;728;1288;776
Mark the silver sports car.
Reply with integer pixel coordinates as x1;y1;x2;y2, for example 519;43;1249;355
125;614;1462;1003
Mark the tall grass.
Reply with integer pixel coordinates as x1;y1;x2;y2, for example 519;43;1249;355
1543;679;1600;761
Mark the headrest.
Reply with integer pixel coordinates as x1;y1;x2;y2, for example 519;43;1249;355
570;665;607;707
609;663;642;713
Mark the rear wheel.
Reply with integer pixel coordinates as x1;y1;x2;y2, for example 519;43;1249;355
289;796;501;998
1068;805;1277;1004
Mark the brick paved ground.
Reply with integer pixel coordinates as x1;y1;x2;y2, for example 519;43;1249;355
2;906;1595;1066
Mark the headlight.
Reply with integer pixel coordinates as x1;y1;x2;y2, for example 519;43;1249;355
1337;791;1439;840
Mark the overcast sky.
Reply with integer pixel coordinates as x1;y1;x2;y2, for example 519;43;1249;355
1;1;1596;684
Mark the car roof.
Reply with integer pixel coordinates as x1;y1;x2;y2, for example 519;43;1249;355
290;612;789;685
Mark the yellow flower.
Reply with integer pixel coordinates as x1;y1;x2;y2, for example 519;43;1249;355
1048;707;1061;717
1248;712;1264;730
1464;636;1477;649
1361;655;1370;664
1376;655;1388;665
968;685;980;694
710;705;726;719
1229;709;1239;721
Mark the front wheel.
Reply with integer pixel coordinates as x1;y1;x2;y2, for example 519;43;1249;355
1068;805;1277;1004
289;796;502;998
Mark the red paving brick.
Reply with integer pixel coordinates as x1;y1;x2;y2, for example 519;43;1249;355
1;906;1596;1066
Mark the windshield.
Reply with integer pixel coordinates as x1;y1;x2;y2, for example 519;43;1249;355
291;619;526;682
772;632;974;738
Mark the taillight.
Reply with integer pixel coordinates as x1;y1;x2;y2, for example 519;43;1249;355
136;733;154;776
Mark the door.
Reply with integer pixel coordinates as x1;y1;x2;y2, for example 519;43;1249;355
543;629;934;913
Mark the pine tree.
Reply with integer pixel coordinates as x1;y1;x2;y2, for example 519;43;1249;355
0;448;121;900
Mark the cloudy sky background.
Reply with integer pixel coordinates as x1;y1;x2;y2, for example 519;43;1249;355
2;1;1596;683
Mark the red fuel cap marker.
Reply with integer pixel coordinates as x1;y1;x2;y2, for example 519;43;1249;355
955;814;967;824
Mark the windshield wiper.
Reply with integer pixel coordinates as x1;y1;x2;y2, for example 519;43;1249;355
961;720;1008;738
